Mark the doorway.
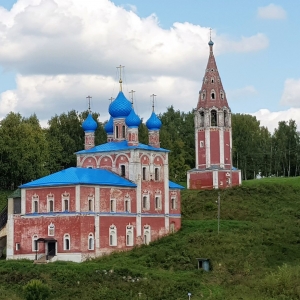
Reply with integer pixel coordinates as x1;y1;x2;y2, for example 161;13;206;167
48;241;56;257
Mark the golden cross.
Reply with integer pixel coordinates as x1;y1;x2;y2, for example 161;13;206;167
129;90;135;106
86;95;92;112
150;94;157;112
116;65;125;91
108;97;114;104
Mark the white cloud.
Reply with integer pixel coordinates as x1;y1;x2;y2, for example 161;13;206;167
252;108;300;132
280;78;300;107
257;3;286;20
0;0;269;123
227;85;257;101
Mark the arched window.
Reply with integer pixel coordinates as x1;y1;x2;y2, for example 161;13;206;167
220;90;224;100
211;110;217;126
171;197;177;210
211;77;214;84
211;90;215;100
115;126;119;138
64;234;70;250
155;196;162;210
122;125;126;138
88;233;94;250
170;223;175;233
126;225;134;246
142;195;150;210
143;226;151;245
199;111;204;127
224;110;228;126
109;225;117;246
154;168;159;181
32;235;38;252
47;193;54;212
121;165;126;177
62;192;70;212
124;198;131;212
142;167;147;180
32;194;39;213
201;90;206;100
48;223;55;236
110;199;116;212
88;195;94;211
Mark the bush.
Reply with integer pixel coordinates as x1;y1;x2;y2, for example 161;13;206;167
23;279;50;300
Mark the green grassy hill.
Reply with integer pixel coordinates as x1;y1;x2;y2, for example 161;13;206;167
1;178;300;299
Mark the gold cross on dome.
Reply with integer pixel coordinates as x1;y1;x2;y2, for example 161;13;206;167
150;94;157;112
129;90;135;106
86;95;92;112
116;65;125;91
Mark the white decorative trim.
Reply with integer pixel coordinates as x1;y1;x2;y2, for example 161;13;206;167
213;171;218;189
205;128;211;168
75;186;80;212
219;128;224;168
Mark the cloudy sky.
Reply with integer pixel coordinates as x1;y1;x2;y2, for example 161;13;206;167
0;0;299;131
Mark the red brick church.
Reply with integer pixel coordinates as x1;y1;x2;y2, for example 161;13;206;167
187;39;241;189
5;80;183;262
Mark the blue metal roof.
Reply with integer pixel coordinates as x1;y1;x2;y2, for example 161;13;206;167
76;140;169;154
125;108;141;128
104;116;113;134
146;111;162;130
20;167;137;188
82;114;98;132
108;91;132;118
169;181;185;189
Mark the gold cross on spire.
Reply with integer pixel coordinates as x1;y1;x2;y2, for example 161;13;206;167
86;95;92;112
108;97;114;104
150;94;157;112
209;27;212;41
116;65;125;91
129;90;135;106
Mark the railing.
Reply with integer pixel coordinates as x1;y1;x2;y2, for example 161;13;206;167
0;206;8;231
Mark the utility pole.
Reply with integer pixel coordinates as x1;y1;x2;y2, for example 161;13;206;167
217;192;220;234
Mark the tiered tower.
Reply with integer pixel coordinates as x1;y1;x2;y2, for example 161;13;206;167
187;39;241;189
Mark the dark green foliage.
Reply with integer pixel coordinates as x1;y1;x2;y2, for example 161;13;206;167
23;279;50;300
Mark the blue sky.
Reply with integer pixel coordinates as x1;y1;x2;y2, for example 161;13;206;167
0;0;299;131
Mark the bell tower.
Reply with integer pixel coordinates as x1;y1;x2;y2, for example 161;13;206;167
187;37;241;189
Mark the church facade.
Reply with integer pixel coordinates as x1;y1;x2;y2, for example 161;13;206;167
187;40;242;189
6;86;183;262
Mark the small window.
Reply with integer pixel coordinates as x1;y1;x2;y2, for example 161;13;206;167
49;200;54;212
64;234;70;250
115;126;119;138
126;225;134;246
142;167;146;180
120;165;126;177
110;199;116;212
124;198;131;212
143;226;151;245
171;197;177;210
155;196;162;210
109;225;117;246
88;233;94;250
48;223;55;236
211;77;214;83
220;90;224;99
211;92;215;100
200;111;204;127
154;168;159;181
64;199;69;211
32;235;38;252
88;198;94;211
170;223;175;233
33;201;38;213
142;196;149;210
122;125;126;138
200;141;204;148
211;110;217;126
16;243;20;251
62;193;70;212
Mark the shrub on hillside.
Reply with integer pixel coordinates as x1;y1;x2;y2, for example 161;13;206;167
23;279;50;300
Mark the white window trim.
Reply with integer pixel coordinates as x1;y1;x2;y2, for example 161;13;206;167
88;233;94;250
154;167;160;181
88;195;94;211
110;198;116;212
155;195;162;210
109;225;117;246
142;195;150;211
63;234;70;250
126;225;134;246
143;226;151;245
171;197;177;210
32;235;38;252
47;194;54;212
124;198;131;213
48;223;55;236
200;141;204;148
62;193;70;212
32;194;39;213
120;164;126;177
142;166;148;181
16;243;20;251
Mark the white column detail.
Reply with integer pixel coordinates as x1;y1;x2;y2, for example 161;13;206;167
219;128;224;168
95;187;100;212
136;150;142;237
187;172;190;189
213;170;219;189
75;185;80;212
95;215;100;251
6;215;14;258
205;128;211;168
164;153;170;232
238;170;242;185
21;189;26;215
195;129;199;168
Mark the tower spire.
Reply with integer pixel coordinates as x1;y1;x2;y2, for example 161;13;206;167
150;94;156;112
86;95;92;113
116;65;124;91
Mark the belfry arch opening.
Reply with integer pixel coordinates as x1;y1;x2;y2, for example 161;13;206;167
199;111;204;127
224;110;228;126
211;110;217;127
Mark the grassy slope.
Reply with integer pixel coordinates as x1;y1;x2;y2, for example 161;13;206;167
1;178;300;299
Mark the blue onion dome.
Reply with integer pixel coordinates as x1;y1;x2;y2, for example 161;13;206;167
208;39;214;46
104;116;113;134
146;112;162;130
125;109;141;128
109;91;132;118
82;113;98;132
